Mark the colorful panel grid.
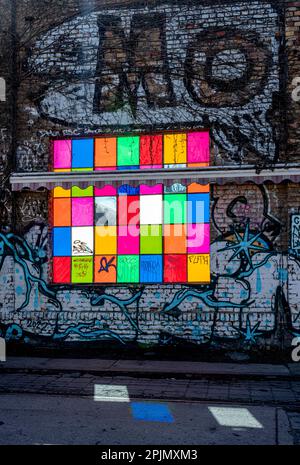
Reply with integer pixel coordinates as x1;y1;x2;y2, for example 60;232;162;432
52;184;210;284
52;131;209;171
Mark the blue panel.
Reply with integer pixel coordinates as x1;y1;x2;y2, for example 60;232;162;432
53;227;71;256
131;402;174;423
118;184;140;196
187;193;210;223
72;139;94;168
140;255;162;283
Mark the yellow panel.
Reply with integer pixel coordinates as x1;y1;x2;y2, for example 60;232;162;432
95;226;117;255
53;186;71;198
54;168;71;172
164;133;187;165
188;254;210;283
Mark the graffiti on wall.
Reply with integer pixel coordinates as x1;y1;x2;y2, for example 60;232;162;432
0;183;299;350
23;1;281;163
290;214;300;257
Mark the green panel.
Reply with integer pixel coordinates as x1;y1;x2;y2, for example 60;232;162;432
164;193;187;224
117;137;140;166
71;186;94;197
117;255;139;283
71;168;93;172
140;225;162;254
72;256;93;283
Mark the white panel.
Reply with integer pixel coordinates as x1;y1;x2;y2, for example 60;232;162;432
72;227;94;256
140;195;163;225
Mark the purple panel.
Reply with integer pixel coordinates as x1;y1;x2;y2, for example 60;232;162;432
187;224;210;253
53;140;71;169
72;197;94;226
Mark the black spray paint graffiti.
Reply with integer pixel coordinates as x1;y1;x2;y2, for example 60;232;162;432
93;13;175;116
290;214;300;258
25;1;281;162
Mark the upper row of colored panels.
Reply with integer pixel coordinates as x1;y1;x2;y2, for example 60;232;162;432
53;132;210;170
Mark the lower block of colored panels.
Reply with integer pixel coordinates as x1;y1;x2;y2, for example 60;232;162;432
140;255;162;283
53;257;71;283
117;255;139;283
72;257;93;283
94;256;117;283
187;254;210;283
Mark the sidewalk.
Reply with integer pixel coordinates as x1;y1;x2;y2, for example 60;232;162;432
0;356;297;380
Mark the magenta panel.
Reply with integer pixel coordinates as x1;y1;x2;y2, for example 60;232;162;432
187;224;210;253
140;184;163;195
117;225;140;254
187;132;210;164
94;186;117;196
53;140;71;169
72;197;94;226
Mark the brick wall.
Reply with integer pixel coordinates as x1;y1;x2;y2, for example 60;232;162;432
0;0;299;352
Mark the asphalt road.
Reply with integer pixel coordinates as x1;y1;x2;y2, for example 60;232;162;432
0;393;293;445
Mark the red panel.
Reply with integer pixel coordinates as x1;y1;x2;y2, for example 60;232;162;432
53;257;71;283
164;255;187;283
118;195;140;226
140;135;163;167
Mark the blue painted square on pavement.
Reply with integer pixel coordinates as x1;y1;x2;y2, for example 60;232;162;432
131;402;174;423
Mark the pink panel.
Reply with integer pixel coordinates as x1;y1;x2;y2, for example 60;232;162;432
187;224;210;253
188;132;210;164
140;184;163;195
95;167;117;171
118;225;140;254
53;140;71;169
94;186;117;196
140;164;163;170
72;198;94;226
